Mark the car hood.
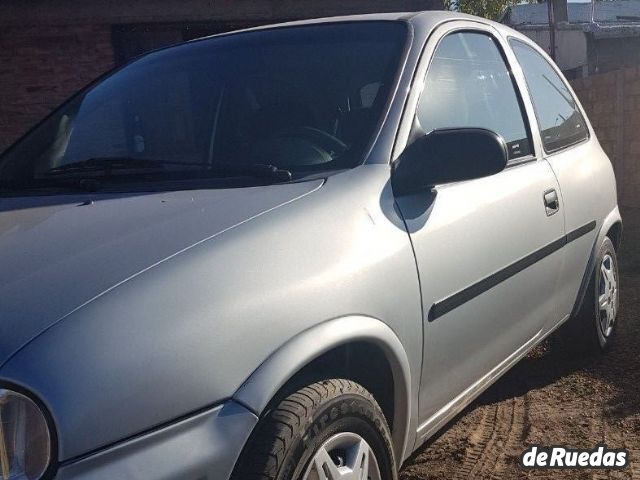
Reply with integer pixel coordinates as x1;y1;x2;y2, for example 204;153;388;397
0;180;322;366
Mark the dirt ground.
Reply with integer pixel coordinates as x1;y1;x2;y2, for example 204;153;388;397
400;207;640;480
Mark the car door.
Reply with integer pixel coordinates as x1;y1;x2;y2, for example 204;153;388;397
508;38;604;322
391;24;565;443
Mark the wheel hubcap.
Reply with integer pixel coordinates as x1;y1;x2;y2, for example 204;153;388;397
598;253;618;338
302;432;382;480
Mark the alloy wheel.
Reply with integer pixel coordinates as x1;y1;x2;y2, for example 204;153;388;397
598;253;618;338
302;432;382;480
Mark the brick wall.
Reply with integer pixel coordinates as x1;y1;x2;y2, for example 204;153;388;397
0;0;442;154
0;24;115;153
571;66;640;208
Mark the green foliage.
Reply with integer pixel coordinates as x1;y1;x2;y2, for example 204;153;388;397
445;0;525;21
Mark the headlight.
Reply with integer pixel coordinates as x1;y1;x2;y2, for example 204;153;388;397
0;389;51;480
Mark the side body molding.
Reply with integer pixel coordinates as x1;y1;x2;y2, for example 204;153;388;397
232;315;412;463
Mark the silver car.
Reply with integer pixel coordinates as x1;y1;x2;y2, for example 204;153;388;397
0;11;621;480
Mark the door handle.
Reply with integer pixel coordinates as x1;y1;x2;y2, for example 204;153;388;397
543;189;559;216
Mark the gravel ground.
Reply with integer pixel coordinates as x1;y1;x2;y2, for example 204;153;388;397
400;207;640;480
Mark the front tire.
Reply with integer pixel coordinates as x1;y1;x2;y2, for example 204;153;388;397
231;379;397;480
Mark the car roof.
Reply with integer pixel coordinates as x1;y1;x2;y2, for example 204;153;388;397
187;10;506;42
172;10;535;70
232;10;486;27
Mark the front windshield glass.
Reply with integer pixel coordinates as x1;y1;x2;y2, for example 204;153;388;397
0;22;407;193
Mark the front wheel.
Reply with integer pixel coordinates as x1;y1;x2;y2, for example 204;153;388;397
231;379;397;480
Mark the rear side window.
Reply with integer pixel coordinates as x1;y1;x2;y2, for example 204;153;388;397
417;32;532;160
510;39;589;153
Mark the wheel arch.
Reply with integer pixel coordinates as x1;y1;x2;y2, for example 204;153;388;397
606;220;622;252
571;207;622;318
232;315;413;464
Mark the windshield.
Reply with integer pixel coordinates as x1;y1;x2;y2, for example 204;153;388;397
0;22;407;194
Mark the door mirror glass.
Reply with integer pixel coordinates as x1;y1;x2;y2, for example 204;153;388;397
392;128;508;195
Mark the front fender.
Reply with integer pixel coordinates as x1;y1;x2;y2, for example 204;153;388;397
233;315;412;464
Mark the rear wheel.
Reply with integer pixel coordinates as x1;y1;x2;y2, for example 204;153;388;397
231;379;396;480
557;236;619;353
596;248;619;343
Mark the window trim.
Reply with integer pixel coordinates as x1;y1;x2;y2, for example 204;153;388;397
505;153;537;168
507;37;591;156
408;27;536;166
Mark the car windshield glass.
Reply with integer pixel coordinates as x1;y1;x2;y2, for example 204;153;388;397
0;22;407;192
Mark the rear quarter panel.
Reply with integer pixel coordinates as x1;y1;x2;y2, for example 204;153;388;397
545;138;619;319
496;25;620;321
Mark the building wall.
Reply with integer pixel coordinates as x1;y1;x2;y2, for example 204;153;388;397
571;66;640;207
520;27;588;72
0;0;442;26
0;0;442;153
0;24;115;153
588;36;640;75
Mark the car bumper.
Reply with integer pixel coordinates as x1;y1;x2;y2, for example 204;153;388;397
54;401;258;480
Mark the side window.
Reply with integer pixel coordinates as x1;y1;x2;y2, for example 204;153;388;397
417;32;532;160
510;39;589;153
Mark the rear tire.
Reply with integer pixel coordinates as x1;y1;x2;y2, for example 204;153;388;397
231;379;397;480
556;236;619;354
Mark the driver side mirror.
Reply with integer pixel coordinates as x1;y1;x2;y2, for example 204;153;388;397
392;128;508;196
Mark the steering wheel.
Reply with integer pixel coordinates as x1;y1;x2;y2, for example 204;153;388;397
251;126;349;168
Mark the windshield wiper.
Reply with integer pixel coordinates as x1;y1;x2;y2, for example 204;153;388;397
0;161;294;196
42;157;292;188
210;163;292;182
0;178;104;195
45;158;292;181
45;156;205;176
